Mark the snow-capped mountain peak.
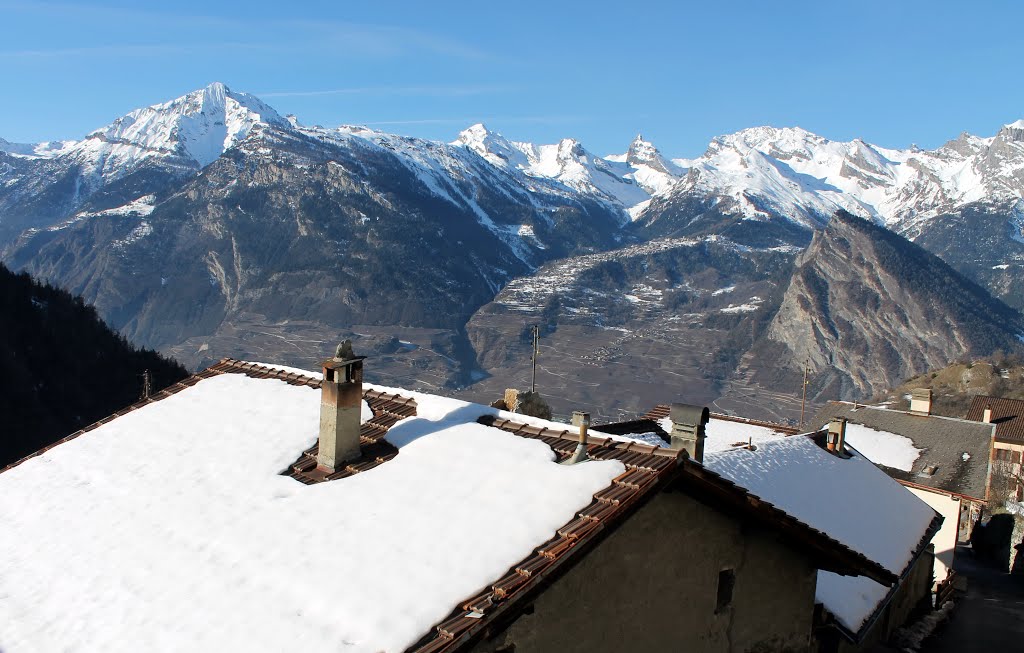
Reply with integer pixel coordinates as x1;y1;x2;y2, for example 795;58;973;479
995;119;1024;144
84;82;287;168
625;133;683;177
453;123;528;169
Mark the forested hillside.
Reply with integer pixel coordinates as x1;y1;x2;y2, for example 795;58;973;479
0;263;188;467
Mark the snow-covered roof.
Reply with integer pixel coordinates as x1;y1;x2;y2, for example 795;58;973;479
652;414;794;454
705;436;940;635
1;362;898;652
0;365;625;653
809;401;996;499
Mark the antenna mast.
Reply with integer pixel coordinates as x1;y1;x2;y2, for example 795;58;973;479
531;325;540;393
141;369;152;401
800;359;809;424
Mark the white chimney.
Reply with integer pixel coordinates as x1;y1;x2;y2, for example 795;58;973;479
827;417;847;454
983;404;993;423
317;341;365;473
910;388;932;415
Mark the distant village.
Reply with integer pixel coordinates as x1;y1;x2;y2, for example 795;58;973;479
3;345;1023;653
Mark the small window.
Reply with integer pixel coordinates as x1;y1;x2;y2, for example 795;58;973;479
716;569;735;614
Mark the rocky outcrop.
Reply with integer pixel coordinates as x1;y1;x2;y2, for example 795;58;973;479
757;211;1023;400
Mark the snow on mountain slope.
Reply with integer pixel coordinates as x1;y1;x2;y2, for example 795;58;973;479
301;123;613;264
80;82;287;169
11;81;1024;252
454;125;682;217
648;122;1024;235
0;138;75;158
8;82;287;184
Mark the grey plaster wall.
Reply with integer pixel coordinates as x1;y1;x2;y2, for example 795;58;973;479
470;485;817;653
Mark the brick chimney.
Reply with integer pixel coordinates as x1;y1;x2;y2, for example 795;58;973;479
317;341;366;473
910;388;932;415
827;417;847;454
669;403;710;463
983;404;993;423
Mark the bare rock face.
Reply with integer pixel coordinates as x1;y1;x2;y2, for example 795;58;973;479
461;236;797;421
759;211;1023;401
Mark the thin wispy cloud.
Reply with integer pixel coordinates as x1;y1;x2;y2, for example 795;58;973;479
363;115;593;127
0;42;271;59
0;1;494;61
259;85;518;99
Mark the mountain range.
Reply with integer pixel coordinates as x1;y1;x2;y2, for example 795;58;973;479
2;82;1022;421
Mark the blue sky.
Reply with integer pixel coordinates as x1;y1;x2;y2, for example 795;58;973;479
2;0;1021;157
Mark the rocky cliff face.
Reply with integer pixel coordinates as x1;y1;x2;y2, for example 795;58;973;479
754;211;1023;401
5;85;1024;419
460;236;798;420
3;117;626;382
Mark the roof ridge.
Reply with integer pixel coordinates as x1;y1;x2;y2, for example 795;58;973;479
410;416;898;653
408;416;683;653
1;358;330;476
827;400;995;428
642;403;797;434
0;366;224;475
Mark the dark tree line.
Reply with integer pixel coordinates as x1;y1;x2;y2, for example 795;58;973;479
0;263;189;467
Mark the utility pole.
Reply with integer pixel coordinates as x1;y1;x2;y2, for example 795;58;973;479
531;325;540;393
800;359;809;424
141;369;152;401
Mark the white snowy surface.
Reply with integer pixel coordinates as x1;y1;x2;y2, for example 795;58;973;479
76;195;157;218
705;436;937;633
704;417;791;454
825;422;923;472
84;82;286;168
454;124;682;214
0;372;623;653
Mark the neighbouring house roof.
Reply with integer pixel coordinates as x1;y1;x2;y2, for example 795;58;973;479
606;405;798;454
611;405;941;640
967;395;1024;444
807;402;995;501
0;360;891;653
704;434;942;639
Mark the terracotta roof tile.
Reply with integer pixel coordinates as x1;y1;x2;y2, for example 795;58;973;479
409;411;895;653
515;554;552;578
967;395;1024;443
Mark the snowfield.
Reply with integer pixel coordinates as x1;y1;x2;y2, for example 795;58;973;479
0;372;623;653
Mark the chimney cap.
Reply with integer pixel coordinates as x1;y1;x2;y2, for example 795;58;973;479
323;340;366;370
571;411;591;427
670;403;710;427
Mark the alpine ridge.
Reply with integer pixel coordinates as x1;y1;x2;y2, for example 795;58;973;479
2;83;1023;420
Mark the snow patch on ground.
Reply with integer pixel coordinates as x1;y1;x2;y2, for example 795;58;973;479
77;195;157;219
0;373;622;653
721;296;763;313
111;220;153;249
890;600;955;652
